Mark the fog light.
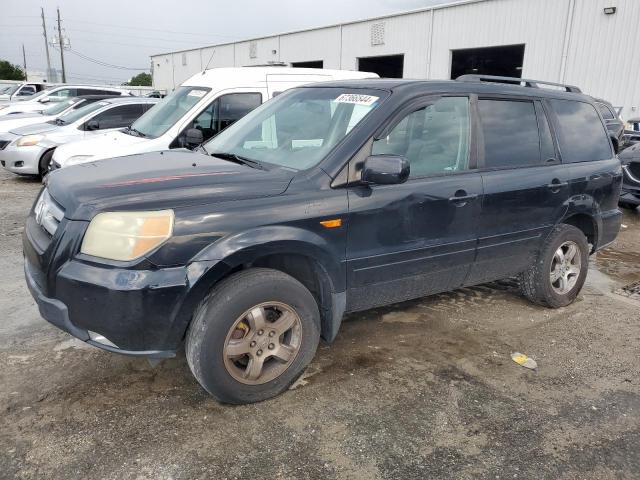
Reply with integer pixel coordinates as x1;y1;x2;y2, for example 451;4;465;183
88;331;118;348
14;161;24;167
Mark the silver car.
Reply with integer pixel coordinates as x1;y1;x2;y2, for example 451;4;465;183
0;97;157;177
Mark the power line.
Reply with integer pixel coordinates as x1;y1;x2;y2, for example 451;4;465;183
65;48;148;71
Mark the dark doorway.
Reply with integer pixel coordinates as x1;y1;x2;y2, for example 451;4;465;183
358;54;404;78
451;44;525;79
291;60;324;69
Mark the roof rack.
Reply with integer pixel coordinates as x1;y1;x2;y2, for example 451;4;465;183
456;74;582;93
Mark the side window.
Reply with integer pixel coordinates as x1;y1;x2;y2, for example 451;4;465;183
549;100;612;162
49;88;77;98
478;99;540;168
90;104;144;129
17;86;36;96
372;97;470;178
186;92;262;143
596;103;614;120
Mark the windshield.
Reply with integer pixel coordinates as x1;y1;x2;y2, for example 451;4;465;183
203;88;385;170
57;101;109;124
4;85;20;96
43;98;79;116
130;86;210;139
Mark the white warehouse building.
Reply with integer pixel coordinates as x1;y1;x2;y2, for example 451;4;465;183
151;0;640;120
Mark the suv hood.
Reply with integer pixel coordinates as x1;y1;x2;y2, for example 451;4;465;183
47;150;295;220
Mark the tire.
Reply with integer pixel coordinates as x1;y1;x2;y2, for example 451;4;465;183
185;268;320;404
38;150;54;179
519;224;589;308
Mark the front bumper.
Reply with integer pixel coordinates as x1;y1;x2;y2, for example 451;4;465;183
0;134;46;175
24;257;177;358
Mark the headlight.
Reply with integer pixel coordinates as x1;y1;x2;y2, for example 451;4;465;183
65;155;93;167
16;134;44;147
81;210;174;261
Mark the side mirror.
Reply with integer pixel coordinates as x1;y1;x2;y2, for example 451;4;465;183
86;120;100;131
38;97;50;104
361;155;410;185
185;128;204;148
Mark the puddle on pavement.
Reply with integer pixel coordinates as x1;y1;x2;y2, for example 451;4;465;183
591;248;640;285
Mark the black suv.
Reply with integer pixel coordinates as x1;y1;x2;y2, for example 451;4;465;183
24;75;622;404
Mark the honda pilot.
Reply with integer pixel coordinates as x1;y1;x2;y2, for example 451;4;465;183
24;76;623;404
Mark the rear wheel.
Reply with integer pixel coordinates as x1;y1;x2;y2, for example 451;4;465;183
186;268;320;404
519;224;589;308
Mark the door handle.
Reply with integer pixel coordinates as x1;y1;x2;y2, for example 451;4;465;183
589;174;602;181
546;180;568;191
448;193;478;206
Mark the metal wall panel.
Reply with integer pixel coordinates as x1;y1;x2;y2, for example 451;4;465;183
150;0;640;119
340;11;431;78
564;0;640;119
430;0;570;81
279;26;342;69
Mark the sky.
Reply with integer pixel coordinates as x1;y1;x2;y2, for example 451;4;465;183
0;0;452;85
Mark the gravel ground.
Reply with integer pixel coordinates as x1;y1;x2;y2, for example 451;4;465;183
0;168;639;480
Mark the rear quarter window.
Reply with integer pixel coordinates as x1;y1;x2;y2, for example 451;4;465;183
549;99;612;163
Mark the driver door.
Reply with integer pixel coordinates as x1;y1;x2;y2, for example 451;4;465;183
345;96;483;312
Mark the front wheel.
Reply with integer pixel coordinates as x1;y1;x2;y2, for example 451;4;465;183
519;224;589;308
186;268;320;404
38;150;54;179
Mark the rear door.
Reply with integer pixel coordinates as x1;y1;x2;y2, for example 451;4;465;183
548;99;621;233
346;95;482;311
82;104;146;137
466;96;570;285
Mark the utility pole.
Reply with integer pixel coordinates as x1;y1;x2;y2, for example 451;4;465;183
41;7;52;82
22;44;28;80
56;7;66;83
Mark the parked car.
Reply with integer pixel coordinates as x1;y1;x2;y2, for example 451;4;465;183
51;67;377;169
24;75;622;404
144;90;166;98
618;143;640;209
0;85;131;116
0;95;123;133
0;97;157;177
0;82;49;102
594;99;624;153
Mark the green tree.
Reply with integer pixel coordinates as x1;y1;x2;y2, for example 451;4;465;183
0;60;26;81
124;72;152;87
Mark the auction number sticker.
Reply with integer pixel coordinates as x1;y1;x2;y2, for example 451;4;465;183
333;94;379;106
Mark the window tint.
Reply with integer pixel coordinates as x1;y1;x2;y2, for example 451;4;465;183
549;100;612;162
186;93;262;144
596;103;614;120
478;99;541;168
90;104;144;129
372;97;470;178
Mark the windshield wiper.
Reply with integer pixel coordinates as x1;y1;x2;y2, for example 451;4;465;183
209;152;268;171
55;118;67;126
123;126;147;138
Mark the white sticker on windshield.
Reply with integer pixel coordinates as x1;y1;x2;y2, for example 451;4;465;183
333;94;379;106
187;90;206;98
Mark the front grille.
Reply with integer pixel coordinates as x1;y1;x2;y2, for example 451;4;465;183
34;189;64;236
0;140;9;150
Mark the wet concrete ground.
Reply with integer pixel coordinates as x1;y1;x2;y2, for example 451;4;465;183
1;169;639;479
